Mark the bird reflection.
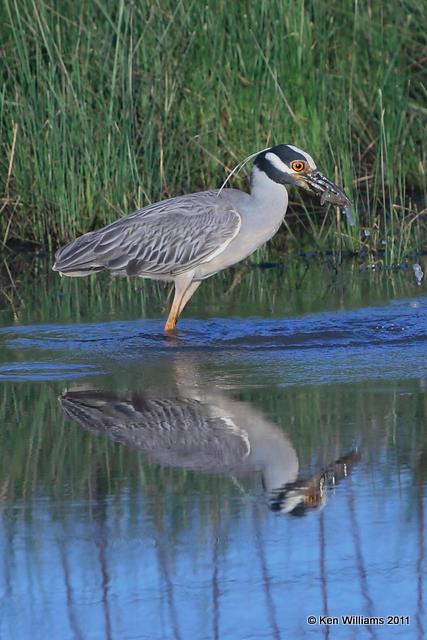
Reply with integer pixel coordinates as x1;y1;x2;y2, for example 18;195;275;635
59;368;359;516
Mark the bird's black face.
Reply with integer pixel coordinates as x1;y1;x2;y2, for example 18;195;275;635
255;144;316;186
270;480;327;516
255;144;353;222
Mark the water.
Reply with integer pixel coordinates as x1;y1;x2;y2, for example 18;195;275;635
0;259;426;639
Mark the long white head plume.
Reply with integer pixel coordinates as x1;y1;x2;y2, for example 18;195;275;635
217;146;271;197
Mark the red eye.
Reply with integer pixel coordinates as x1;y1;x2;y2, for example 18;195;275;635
291;161;305;172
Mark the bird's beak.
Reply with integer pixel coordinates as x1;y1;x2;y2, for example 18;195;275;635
294;171;355;225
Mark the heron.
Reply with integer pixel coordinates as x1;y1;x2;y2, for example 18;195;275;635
53;144;353;331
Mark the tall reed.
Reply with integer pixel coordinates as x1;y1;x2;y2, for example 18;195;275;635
1;1;426;261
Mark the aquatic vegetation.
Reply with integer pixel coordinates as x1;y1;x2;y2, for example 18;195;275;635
1;254;425;327
0;0;426;263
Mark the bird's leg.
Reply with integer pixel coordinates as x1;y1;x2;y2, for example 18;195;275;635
164;291;182;332
164;280;201;332
177;281;201;316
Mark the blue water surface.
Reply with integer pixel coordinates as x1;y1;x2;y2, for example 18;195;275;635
0;270;426;640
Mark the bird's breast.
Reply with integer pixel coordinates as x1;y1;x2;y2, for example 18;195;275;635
194;198;287;279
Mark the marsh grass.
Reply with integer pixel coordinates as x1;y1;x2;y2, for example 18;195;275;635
0;0;426;262
1;253;425;327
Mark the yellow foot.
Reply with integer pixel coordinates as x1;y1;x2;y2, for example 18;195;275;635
164;320;177;332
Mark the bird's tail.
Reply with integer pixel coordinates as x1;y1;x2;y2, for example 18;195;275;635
52;231;105;277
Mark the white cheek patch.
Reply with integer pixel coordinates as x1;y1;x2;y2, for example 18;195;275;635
265;152;293;175
287;145;317;170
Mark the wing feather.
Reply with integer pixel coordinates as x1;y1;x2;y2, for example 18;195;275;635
54;191;241;277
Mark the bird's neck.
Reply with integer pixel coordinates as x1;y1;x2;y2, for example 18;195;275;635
249;166;289;214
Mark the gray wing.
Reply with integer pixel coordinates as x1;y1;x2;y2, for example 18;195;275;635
59;390;250;472
53;191;241;277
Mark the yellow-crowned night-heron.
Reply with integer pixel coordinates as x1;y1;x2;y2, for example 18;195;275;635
53;144;352;331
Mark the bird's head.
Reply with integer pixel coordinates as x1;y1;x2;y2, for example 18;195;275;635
269;479;328;516
254;144;354;223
